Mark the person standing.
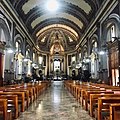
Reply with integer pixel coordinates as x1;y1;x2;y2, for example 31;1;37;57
83;70;91;82
77;67;82;81
72;70;77;80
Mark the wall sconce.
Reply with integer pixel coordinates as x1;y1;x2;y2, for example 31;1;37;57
99;50;105;55
24;58;29;62
83;57;91;63
7;48;14;53
86;58;91;63
32;63;39;69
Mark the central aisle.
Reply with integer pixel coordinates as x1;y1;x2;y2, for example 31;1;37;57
17;81;93;120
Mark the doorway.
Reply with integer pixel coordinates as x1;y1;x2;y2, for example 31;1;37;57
53;59;61;80
54;59;60;72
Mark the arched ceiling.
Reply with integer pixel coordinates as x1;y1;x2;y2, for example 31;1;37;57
9;0;103;53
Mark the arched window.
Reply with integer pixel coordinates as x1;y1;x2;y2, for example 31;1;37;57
92;41;97;53
26;50;28;57
107;25;116;42
39;56;43;65
79;53;81;60
111;25;115;42
94;41;97;48
26;49;30;59
15;41;21;52
33;52;35;62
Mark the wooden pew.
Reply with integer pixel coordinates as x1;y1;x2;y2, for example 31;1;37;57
5;88;30;107
9;86;34;103
7;81;49;101
82;90;114;110
7;83;36;102
97;97;120;120
26;87;35;102
0;81;49;108
81;88;104;106
81;88;120;110
0;99;12;120
64;80;120;120
75;84;89;100
90;94;120;117
37;83;46;95
21;83;41;102
0;86;31;108
0;92;25;112
0;95;19;119
75;86;82;101
27;85;37;100
110;103;120;120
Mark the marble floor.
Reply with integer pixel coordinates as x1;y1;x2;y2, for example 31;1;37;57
16;81;94;120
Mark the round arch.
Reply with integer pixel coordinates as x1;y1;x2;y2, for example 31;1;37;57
0;14;11;44
14;34;24;54
89;34;98;54
82;45;88;59
25;45;31;59
89;35;99;79
0;14;11;85
103;13;120;42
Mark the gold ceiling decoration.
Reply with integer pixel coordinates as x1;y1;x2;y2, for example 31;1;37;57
36;24;78;38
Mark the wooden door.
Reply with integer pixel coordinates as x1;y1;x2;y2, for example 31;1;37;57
108;40;120;86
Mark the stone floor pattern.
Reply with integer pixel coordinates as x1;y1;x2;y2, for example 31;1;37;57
16;81;94;120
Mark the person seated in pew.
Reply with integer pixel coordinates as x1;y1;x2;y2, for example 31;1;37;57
24;74;31;83
72;70;77;80
32;68;41;81
83;70;91;82
76;67;83;81
38;70;43;81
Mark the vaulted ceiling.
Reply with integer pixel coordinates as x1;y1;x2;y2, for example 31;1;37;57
9;0;103;53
